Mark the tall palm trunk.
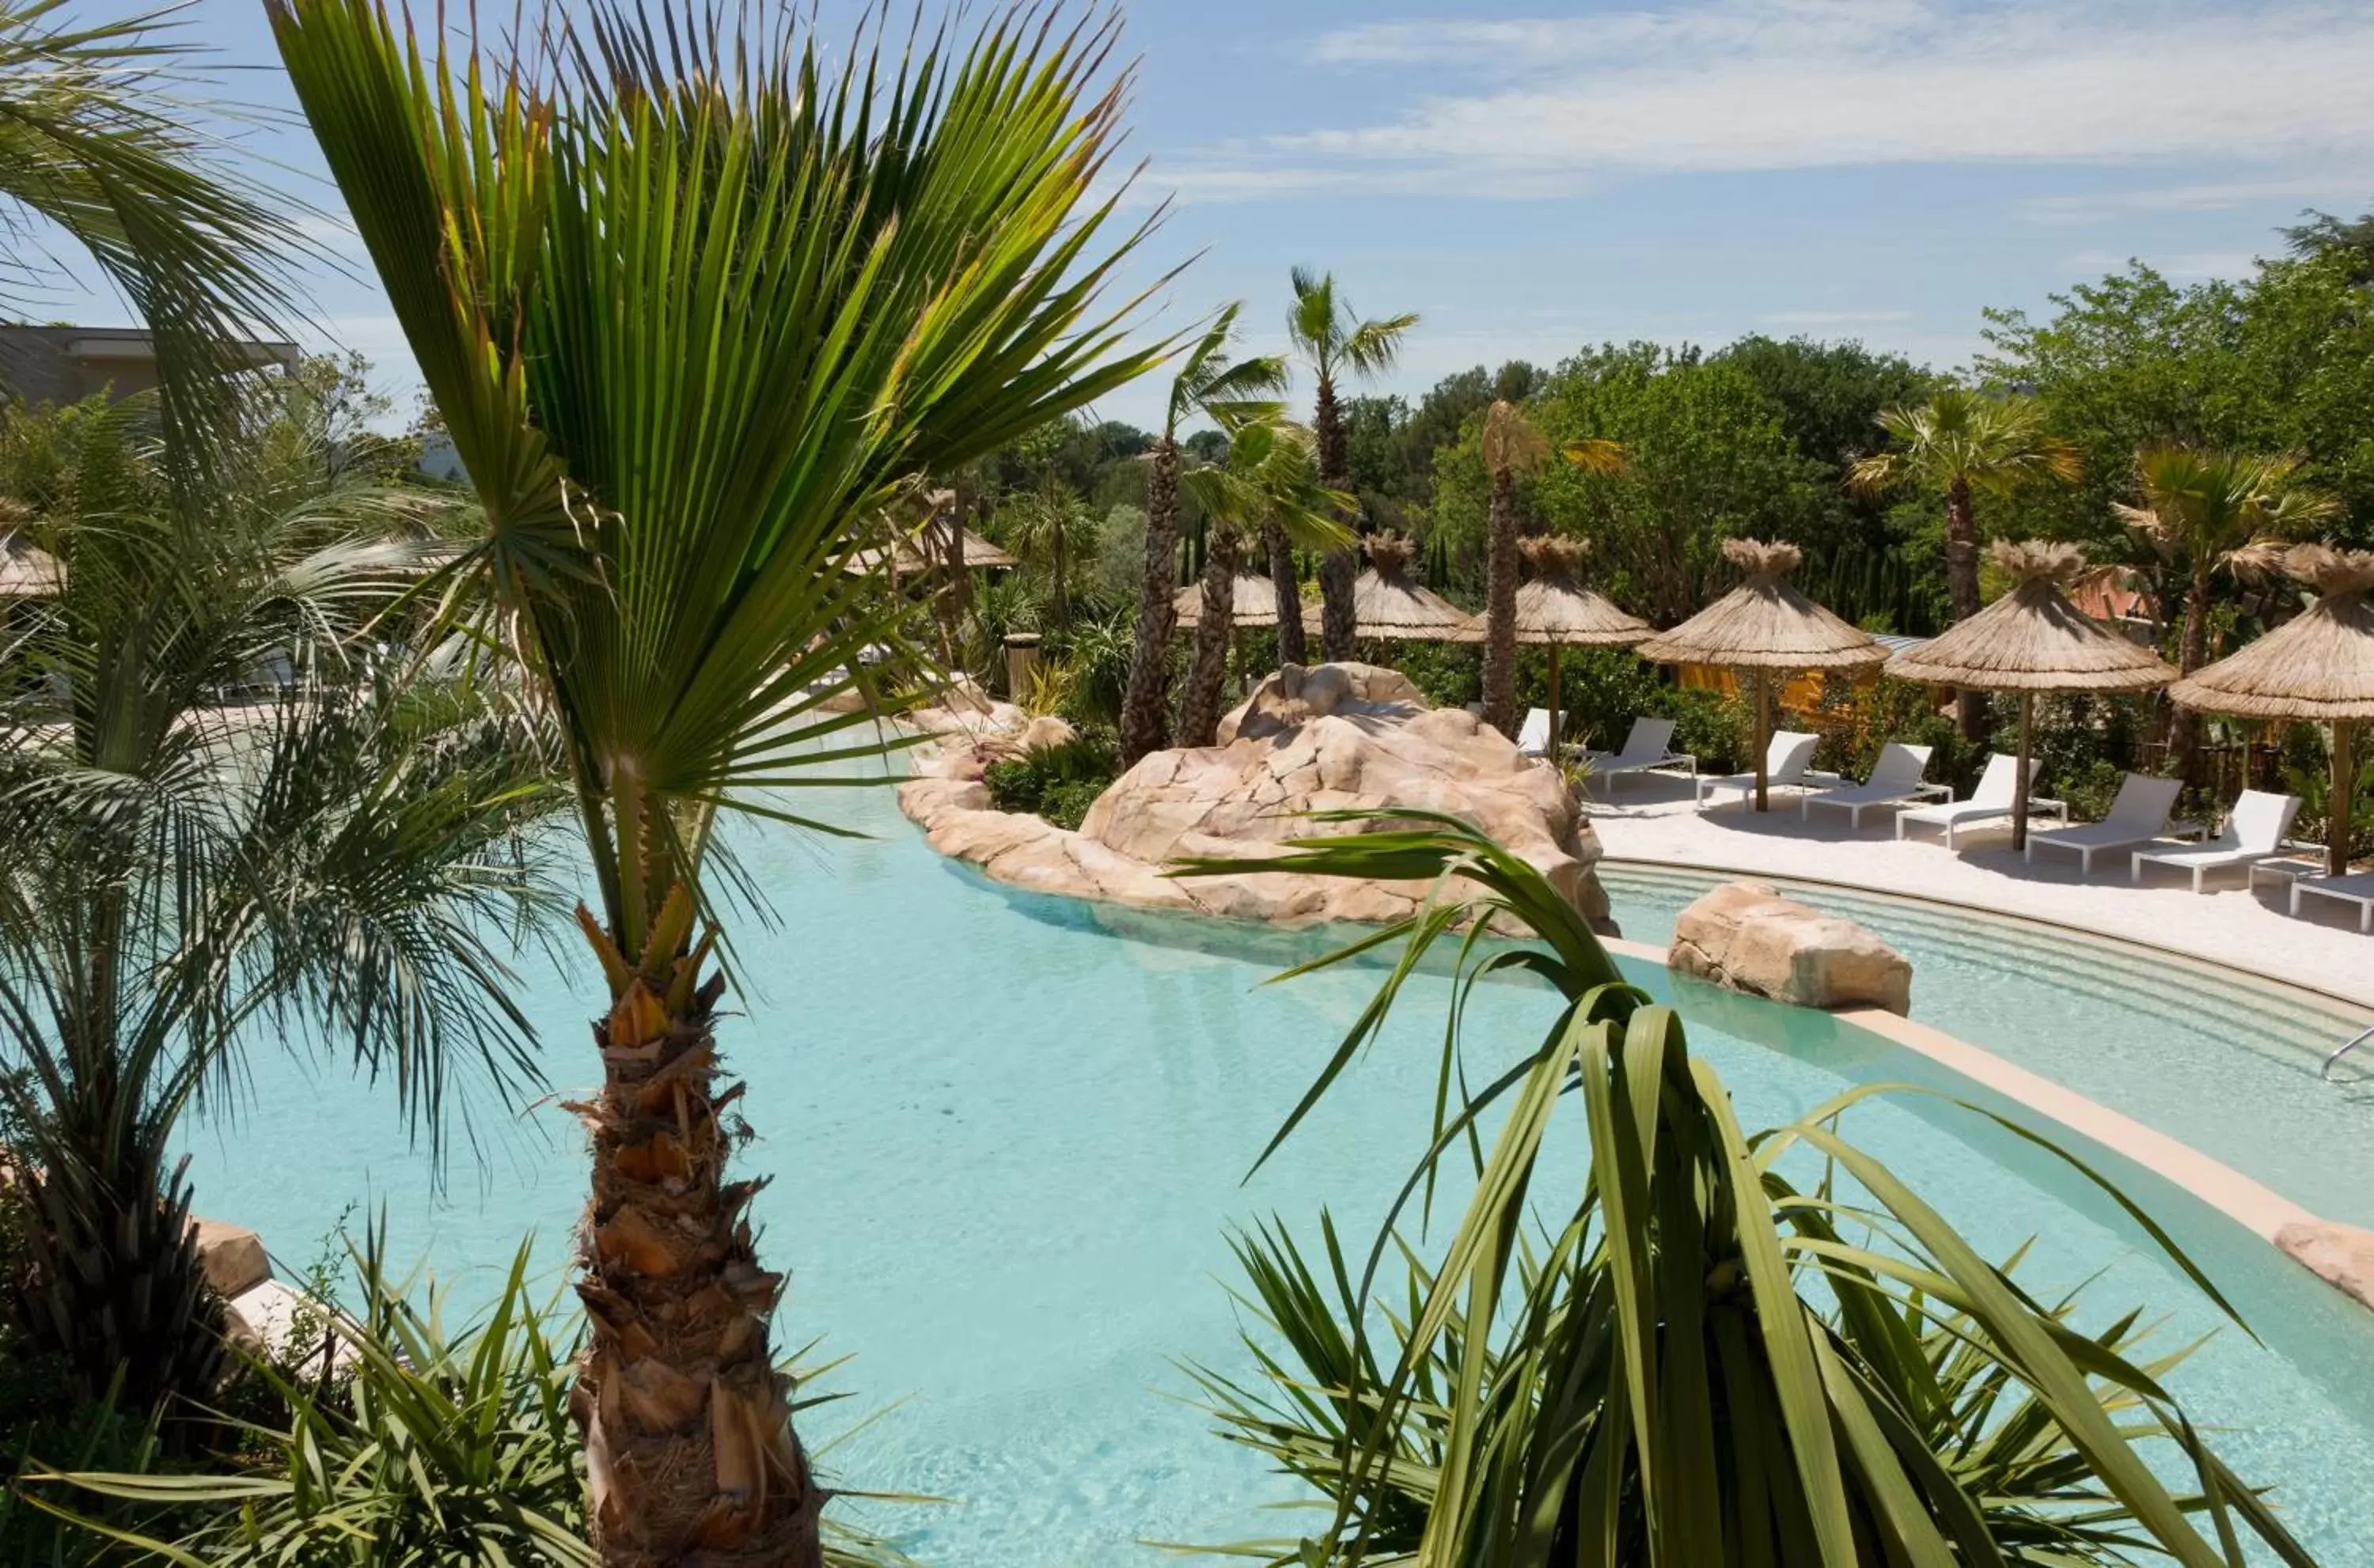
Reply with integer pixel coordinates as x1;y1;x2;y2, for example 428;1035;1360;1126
1481;464;1520;737
1178;526;1242;746
1267;521;1306;667
573;900;822;1568
1314;376;1358;661
2173;570;2214;791
1944;473;1987;741
1118;438;1183;763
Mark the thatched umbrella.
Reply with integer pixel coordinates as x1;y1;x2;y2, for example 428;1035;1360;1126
2170;543;2374;875
1171;570;1310;630
1636;539;1885;811
1349;532;1483;642
1513;536;1650;749
1887;541;2175;852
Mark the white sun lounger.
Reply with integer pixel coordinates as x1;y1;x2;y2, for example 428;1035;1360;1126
1516;706;1555;758
2131;790;2304;892
1697;730;1823;808
1894;753;2053;849
2024;773;2190;875
1579;716;1695;790
2292;872;2374;933
1799;743;1942;828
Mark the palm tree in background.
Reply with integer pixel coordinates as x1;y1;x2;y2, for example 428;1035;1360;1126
2117;445;2336;787
0;403;562;1420
271;2;1170;1561
1174;420;1351;748
0;0;304;478
1287;267;1418;664
1477;400;1624;737
1850;389;2080;739
1117;305;1287;764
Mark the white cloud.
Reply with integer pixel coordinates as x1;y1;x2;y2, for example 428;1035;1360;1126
1166;2;2374;201
2015;178;2368;225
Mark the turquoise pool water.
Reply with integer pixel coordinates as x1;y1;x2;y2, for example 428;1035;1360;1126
175;782;2374;1566
1598;861;2374;1229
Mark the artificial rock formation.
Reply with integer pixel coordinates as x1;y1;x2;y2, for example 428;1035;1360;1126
2277;1219;2374;1313
898;661;1612;930
1667;880;1912;1014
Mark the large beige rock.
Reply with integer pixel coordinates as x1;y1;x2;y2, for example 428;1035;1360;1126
2277;1219;2374;1312
1668;881;1911;1014
189;1217;271;1297
898;661;1613;930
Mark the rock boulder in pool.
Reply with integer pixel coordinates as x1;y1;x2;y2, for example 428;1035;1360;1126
897;661;1613;931
1667;880;1912;1014
2277;1219;2374;1313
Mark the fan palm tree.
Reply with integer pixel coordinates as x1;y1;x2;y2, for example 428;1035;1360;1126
1850;390;2080;739
1287;267;1418;663
1117;305;1286;765
1477;399;1624;737
0;0;304;477
0;420;563;1422
269;2;1170;1559
1174;419;1351;748
1175;813;2316;1568
2116;446;2336;786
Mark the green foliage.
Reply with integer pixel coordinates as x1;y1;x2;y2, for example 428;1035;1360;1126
2281;726;2374;864
1809;677;1989;796
1373;639;1479;710
1172;812;2316;1568
1986;694;2157;811
984;725;1121;831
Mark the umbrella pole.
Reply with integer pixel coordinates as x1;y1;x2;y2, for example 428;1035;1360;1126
1753;668;1771;813
2334;719;2357;877
1548;643;1564;760
2012;691;2035;854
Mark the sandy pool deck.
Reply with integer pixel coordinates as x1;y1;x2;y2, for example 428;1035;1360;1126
1583;772;2374;1009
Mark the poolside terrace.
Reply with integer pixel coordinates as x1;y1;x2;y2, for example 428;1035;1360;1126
1583;771;2374;1008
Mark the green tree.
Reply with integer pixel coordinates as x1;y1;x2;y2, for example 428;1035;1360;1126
271;2;1169;1559
1849;390;2080;738
1117;305;1286;764
1287;267;1419;664
1174;420;1350;747
0;0;304;479
1477;400;1622;735
0;414;558;1421
2116;446;2336;786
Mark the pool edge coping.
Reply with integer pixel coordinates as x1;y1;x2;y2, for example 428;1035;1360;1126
1598;933;2322;1246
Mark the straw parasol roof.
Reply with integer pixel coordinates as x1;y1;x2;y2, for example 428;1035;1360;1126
1349;532;1484;642
2170;545;2374;722
1887;542;2175;694
1635;540;1885;671
1512;536;1650;646
1172;570;1314;631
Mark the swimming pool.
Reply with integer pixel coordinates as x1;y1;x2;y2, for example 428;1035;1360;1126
1598;860;2374;1229
176;782;2374;1566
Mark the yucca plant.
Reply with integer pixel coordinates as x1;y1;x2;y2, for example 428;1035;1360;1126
1173;813;2317;1567
267;2;1172;1559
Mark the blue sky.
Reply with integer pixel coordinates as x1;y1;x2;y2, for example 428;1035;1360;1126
32;0;2374;429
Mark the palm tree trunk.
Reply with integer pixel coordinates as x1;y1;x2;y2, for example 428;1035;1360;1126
573;908;823;1568
1119;438;1182;763
1178;527;1241;746
1481;464;1520;737
1314;375;1358;661
1944;474;1986;742
1267;521;1306;667
2173;573;2213;791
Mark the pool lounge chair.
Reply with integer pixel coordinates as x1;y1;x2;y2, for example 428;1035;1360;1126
2023;772;2190;875
1799;743;1942;829
1579;716;1695;790
1516;706;1554;758
2130;790;2303;892
1696;730;1823;808
1894;752;2051;849
2292;871;2374;933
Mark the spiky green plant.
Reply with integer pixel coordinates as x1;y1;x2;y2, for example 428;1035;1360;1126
267;2;1174;1557
1173;812;2318;1568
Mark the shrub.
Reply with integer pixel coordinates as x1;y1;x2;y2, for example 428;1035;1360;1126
984;722;1121;830
1656;684;1752;775
1372;639;1478;710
